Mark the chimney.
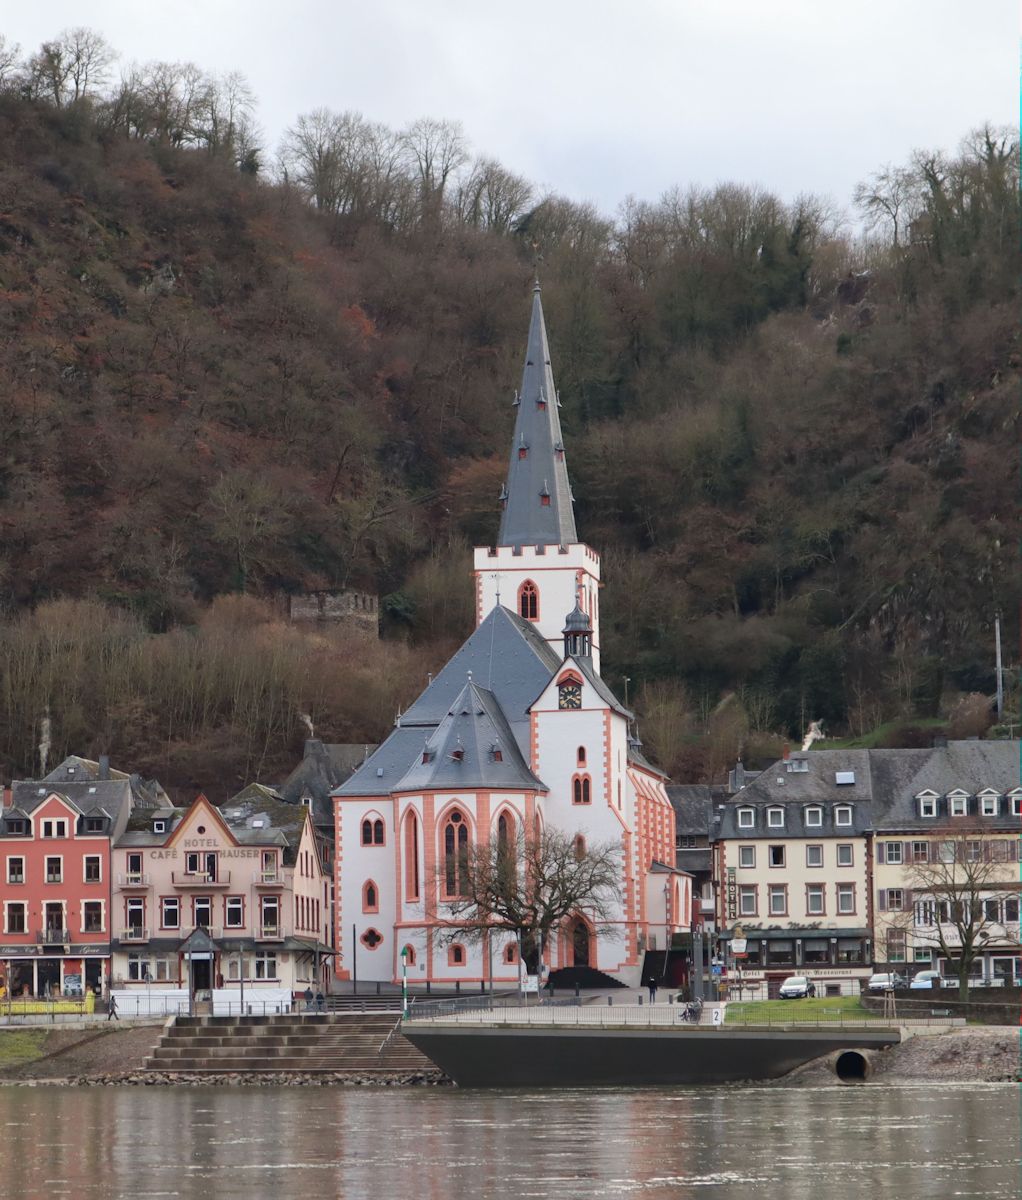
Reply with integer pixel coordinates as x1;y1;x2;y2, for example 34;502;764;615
1;785;10;809
98;754;110;780
782;743;790;762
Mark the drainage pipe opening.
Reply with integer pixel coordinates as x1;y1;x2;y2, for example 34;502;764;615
835;1050;870;1082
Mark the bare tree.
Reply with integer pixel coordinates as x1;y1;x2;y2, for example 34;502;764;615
455;157;533;234
26;28;116;107
400;116;469;222
853;164;921;247
885;825;1022;998
0;35;22;90
441;825;620;978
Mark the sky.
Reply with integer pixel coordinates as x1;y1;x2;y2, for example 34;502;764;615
3;1;1017;218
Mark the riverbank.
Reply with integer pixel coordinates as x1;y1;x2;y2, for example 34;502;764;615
777;1025;1022;1086
1;1022;1016;1087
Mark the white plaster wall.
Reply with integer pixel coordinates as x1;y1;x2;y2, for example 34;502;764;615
474;543;601;670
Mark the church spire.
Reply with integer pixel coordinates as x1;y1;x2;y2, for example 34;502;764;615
498;283;578;548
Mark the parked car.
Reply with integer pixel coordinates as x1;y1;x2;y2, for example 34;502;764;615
778;975;815;999
866;972;906;992
909;970;949;990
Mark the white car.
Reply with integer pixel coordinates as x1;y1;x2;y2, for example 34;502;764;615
909;970;949;990
867;972;906;992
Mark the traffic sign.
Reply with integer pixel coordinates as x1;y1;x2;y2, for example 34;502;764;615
731;938;747;954
711;964;723;976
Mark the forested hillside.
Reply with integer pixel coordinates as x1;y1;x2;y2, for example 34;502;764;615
0;31;1018;795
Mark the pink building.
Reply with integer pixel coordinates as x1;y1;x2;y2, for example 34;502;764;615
111;794;331;998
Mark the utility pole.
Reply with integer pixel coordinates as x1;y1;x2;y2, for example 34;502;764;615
995;612;1004;722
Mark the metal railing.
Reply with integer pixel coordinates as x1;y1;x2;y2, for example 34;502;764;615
172;871;231;887
36;928;70;943
117;873;151;887
257;925;283;940
119;927;150;942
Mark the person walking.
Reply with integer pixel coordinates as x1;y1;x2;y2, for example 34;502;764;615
647;980;658;1003
315;990;325;1013
107;993;118;1021
304;986;313;1011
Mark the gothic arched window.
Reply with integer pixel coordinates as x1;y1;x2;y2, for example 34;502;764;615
518;580;539;621
443;810;470;897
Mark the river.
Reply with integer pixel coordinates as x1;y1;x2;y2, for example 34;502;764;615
3;1083;1018;1198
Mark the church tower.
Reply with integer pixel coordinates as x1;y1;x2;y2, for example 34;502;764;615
473;284;602;671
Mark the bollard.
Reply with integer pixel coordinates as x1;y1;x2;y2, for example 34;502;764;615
376;981;381;996
668;994;673;1005
456;981;461;994
607;995;613;1007
638;994;643;1006
575;982;580;1000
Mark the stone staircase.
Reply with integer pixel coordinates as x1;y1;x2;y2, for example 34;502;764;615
144;1012;437;1074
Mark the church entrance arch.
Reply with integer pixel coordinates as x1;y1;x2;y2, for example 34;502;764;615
569;917;591;968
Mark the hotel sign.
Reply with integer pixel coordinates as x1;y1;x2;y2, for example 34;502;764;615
726;867;737;920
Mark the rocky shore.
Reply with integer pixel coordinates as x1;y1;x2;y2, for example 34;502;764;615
25;1069;452;1087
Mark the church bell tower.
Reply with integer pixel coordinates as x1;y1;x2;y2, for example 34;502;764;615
473;283;602;671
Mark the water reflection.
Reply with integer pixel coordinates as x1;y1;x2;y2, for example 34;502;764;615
0;1083;1017;1199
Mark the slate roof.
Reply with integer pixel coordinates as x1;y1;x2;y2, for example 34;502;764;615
676;848;713;875
667;785;716;837
338;605;560;798
41;755;167;809
7;778;134;836
497;285;578;549
278;741;374;828
394;680;546;794
713;741;1022;839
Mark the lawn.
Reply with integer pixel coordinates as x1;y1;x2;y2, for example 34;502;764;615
0;1028;48;1070
724;996;873;1024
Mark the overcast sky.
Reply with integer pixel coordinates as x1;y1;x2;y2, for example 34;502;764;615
4;1;1017;217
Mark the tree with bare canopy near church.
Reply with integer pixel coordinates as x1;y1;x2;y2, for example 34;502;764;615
888;824;1022;999
440;826;620;983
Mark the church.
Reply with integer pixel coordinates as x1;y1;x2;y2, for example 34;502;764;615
333;285;688;988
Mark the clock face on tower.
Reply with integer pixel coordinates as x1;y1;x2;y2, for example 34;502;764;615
558;682;582;710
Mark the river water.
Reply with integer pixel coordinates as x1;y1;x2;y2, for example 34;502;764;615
3;1083;1018;1198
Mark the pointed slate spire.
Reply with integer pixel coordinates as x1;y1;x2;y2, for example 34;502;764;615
498;284;578;548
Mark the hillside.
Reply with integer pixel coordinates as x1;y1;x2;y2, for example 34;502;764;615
0;54;1018;794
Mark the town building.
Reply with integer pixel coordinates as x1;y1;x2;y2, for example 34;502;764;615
0;771;136;997
713;749;874;996
110;793;331;999
333;285;687;987
870;739;1022;984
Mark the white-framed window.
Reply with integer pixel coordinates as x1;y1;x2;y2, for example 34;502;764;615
1010;792;1022;817
836;844;853;867
45;856;63;884
769;845;785;868
153;820;166;833
885;841;903;865
918;794;937;818
938;841;955;864
805;807;822;828
254;953;277;980
949;795;968;817
154;957;174;982
82;900;104;932
966;841;982;863
980;794;999;816
6;857;24;884
914;899;935;926
127;954;149;981
4;902;26;933
226;897;244;928
260;896;279;932
886;889;904;911
767;808;784;828
806;844;823;868
913;947;932;963
737;808;754;829
806;885;825;915
836;883;855;914
161;898;180;929
194;897;212;928
834;806;852;827
768;885;787;915
738;845;755;869
41;819;67;839
738;886;757;916
84;855;102;883
126;852;144;882
126;897;145;930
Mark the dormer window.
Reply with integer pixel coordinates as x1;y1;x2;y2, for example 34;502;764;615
421;750;433;765
918;794;938;818
948;794;968;818
805;807;822;827
1010;791;1022;817
767;808;784;828
737;808;754;829
980;793;999;816
450;747;465;762
153;820;166;833
834;806;852;827
489;743;503;763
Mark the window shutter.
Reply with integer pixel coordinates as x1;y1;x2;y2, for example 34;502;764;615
877;842;886;864
903;889;913;910
902;842;910;862
878;890;887;912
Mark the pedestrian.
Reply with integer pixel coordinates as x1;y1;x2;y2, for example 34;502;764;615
647;980;658;1003
107;993;118;1021
304;986;313;1011
315;990;325;1012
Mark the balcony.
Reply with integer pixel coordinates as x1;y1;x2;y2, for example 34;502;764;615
257;925;283;941
120;927;150;943
255;872;281;886
118;873;151;888
172;871;231;888
37;928;70;945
